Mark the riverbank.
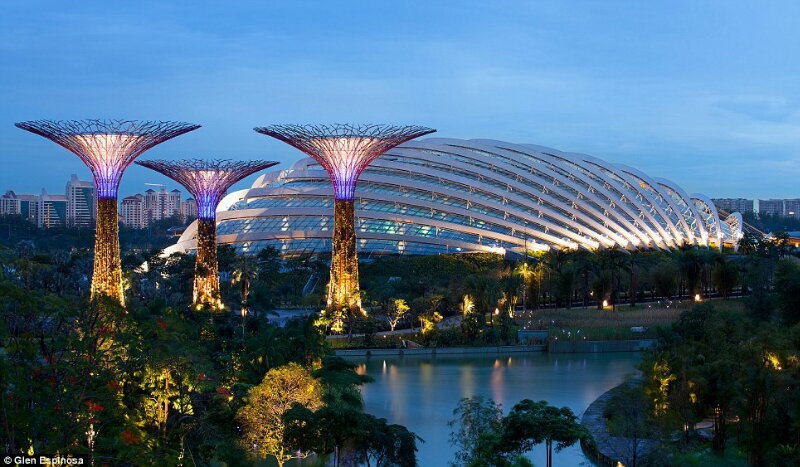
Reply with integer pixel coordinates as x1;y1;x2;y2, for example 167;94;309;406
333;339;656;356
334;344;545;357
580;380;656;466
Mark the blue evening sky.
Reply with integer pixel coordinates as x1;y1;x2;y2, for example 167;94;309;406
1;1;798;201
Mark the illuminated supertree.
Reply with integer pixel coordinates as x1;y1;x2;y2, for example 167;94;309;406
136;159;278;310
15;119;200;305
253;124;435;311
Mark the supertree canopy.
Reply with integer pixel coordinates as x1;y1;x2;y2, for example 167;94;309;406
253;124;435;311
15;119;200;305
136;159;278;310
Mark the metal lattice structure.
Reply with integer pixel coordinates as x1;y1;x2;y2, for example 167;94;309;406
136;159;279;310
15;120;200;198
15;119;200;305
253;124;436;311
254;124;436;200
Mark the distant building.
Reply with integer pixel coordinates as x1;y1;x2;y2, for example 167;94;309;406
120;194;145;229
181;198;197;221
120;187;195;228
167;189;181;218
34;189;67;228
1;191;23;216
143;186;184;224
65;174;96;227
1;189;67;228
759;199;800;218
759;199;784;216
712;198;753;213
785;199;800;219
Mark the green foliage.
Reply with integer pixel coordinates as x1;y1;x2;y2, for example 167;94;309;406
236;363;322;466
447;396;503;466
448;396;587;467
283;356;418;466
636;299;800;465
774;258;800;325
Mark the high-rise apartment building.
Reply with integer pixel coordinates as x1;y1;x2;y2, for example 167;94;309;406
181;198;197;220
34;189;68;228
120;194;145;229
1;189;66;228
785;199;800;219
758;199;800;218
711;198;753;213
759;199;784;216
65;174;96;227
1;191;22;216
1;190;38;220
143;186;184;224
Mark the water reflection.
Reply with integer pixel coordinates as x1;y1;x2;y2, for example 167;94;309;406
350;352;640;466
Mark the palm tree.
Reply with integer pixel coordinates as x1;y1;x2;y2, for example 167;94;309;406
459;294;475;316
675;247;702;298
737;232;757;255
774;231;790;258
231;254;259;318
514;262;534;313
571;250;596;308
598;249;627;310
501;274;522;315
543;250;575;308
626;251;652;307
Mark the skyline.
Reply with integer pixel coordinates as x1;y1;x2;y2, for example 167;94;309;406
2;1;800;198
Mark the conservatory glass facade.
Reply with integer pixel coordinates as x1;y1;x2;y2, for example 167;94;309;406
164;138;743;257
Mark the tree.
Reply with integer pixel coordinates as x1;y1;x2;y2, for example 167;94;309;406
598;249;627;310
231;254;259;316
605;382;660;467
773;231;790;258
513;262;534;312
236;363;323;466
448;396;503;466
571;250;595;309
650;260;678;299
711;257;738;299
387;298;410;331
774;259;800;325
499;399;589;467
737;232;758;255
356;415;420;467
419;294;444;333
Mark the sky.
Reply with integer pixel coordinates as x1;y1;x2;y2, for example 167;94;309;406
1;1;799;201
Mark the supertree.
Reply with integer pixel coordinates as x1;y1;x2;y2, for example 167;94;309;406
136;159;278;310
253;124;435;311
15;119;200;305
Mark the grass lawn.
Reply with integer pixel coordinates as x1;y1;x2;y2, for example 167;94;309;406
518;298;745;341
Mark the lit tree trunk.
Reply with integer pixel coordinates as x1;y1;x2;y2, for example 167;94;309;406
91;198;124;305
328;199;361;311
194;217;221;309
546;438;552;467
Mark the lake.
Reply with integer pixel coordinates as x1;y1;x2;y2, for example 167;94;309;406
349;352;641;466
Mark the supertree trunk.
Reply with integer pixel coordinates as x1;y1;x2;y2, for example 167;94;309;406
254;124;436;313
91;198;124;305
14;120;201;307
328;199;361;311
194;218;222;310
135;159;277;311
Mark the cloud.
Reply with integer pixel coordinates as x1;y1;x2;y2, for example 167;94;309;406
714;97;797;122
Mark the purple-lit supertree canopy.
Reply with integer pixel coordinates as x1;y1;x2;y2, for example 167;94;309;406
136;159;278;310
253;124;435;312
15;119;200;305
